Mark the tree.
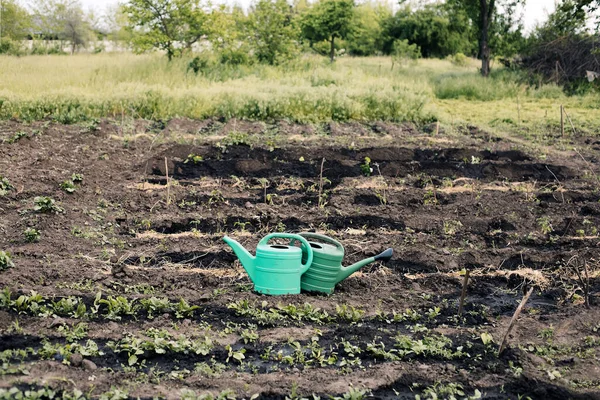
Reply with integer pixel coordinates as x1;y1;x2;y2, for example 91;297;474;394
381;4;475;58
0;0;31;44
345;2;390;56
32;0;93;54
300;0;354;62
247;0;300;65
123;0;209;61
209;5;251;65
448;0;524;77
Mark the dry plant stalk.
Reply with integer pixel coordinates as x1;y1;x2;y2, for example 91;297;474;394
562;106;577;136
565;255;591;309
458;269;470;317
318;158;326;208
498;287;534;356
164;157;170;206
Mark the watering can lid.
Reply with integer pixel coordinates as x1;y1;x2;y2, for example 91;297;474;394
306;241;344;261
257;243;304;259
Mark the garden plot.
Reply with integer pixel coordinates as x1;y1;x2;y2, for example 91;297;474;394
0;119;599;399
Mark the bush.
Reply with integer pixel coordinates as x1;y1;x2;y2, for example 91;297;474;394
0;39;25;56
450;53;469;67
187;55;210;75
391;39;421;68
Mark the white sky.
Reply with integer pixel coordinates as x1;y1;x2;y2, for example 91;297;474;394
79;0;558;33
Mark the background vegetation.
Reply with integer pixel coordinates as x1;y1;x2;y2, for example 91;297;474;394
0;0;598;130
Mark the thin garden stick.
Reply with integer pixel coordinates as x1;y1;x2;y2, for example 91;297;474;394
560;105;564;137
498;287;534;356
318;158;326;208
458;269;470;317
165;157;170;206
562;106;577;136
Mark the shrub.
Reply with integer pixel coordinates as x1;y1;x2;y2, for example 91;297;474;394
450;52;469;67
391;39;421;68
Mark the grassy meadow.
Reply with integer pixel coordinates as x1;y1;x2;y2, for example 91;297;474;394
0;53;598;136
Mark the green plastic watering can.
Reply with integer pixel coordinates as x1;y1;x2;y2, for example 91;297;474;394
299;232;393;294
223;233;313;295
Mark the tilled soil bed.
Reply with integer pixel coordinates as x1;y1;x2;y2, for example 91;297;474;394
1;119;599;399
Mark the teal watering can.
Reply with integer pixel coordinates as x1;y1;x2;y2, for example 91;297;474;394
223;233;313;295
299;232;393;294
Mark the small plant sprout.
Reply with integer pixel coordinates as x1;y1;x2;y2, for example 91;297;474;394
0;251;15;271
33;196;64;213
60;180;77;193
184;154;204;164
0;177;14;196
24;228;40;242
71;173;84;182
360;157;373;176
537;217;553;235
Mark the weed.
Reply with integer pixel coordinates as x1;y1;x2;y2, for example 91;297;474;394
6;131;27;144
443;220;463;236
0;252;15;271
538;326;555;340
33;196;64;213
537;217;553;235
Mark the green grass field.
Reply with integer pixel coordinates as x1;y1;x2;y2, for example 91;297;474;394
0;54;598;136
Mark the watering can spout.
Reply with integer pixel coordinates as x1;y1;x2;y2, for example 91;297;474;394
337;248;393;282
223;236;256;280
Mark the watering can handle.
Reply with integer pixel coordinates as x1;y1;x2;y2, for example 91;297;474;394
259;233;313;273
299;232;344;252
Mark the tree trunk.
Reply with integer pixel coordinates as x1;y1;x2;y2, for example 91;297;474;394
479;0;493;77
329;36;335;63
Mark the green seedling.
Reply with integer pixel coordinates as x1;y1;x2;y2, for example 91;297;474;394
184;154;204;164
23;228;41;242
71;173;84;182
33;196;64;213
0;251;15;271
537;217;553;235
61;180;77;193
6;131;27;144
0;177;14;196
360;157;372;176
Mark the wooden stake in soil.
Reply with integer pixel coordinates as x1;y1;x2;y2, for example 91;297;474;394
435;121;440;135
498;287;534;356
164;157;170;206
458;269;470;317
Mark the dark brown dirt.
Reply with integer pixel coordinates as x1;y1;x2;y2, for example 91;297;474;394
0;118;599;399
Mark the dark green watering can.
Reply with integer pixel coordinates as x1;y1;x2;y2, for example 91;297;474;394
299;232;393;294
223;233;313;295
